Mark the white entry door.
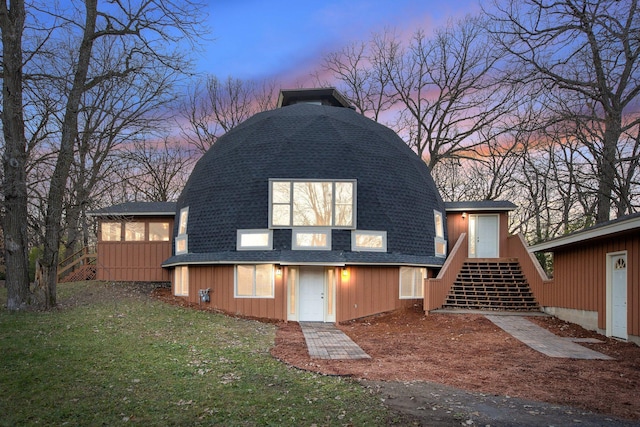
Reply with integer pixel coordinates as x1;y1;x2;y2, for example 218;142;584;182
299;267;325;322
611;254;628;339
469;214;499;258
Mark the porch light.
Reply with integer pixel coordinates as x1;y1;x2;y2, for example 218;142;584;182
275;266;282;276
461;212;467;219
342;267;348;277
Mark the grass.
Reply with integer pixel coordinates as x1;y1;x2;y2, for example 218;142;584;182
0;282;394;426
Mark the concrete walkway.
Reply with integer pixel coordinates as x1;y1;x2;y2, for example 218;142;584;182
485;315;613;360
299;315;613;361
300;322;370;360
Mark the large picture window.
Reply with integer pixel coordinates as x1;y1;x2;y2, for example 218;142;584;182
399;267;425;299
270;180;355;228
235;265;274;298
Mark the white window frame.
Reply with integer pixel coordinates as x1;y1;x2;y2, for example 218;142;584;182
351;230;387;252
292;228;332;250
269;179;357;229
175;235;188;255
174;266;189;296
434;210;447;257
235;264;275;298
237;229;273;250
178;207;189;235
399;266;426;299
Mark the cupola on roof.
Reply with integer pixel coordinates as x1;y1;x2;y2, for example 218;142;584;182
167;89;446;266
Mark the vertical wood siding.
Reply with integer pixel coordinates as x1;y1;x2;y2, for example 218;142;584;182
549;234;639;336
187;265;287;321
335;266;417;322
96;241;172;282
179;264;419;323
446;211;510;257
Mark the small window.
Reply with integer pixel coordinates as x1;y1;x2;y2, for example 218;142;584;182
399;267;425;299
175;235;188;254
101;222;121;241
178;207;189;235
352;230;387;252
124;222;145;241
434;210;446;257
434;210;444;238
235;264;274;298
292;229;331;250
237;230;273;250
174;266;189;296
149;222;170;241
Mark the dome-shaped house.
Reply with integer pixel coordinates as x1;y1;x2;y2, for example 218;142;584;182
162;88;448;322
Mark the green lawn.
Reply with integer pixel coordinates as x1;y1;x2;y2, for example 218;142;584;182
0;282;394;426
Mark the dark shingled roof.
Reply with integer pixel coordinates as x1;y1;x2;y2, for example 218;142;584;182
169;103;446;266
444;201;517;212
89;202;176;217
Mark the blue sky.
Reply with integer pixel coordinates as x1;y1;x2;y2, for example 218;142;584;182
201;0;480;85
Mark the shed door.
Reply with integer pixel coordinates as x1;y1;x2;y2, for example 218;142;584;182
299;267;325;322
611;255;628;339
469;214;499;258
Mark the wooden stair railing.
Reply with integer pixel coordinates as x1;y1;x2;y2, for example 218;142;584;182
442;258;541;312
57;246;97;283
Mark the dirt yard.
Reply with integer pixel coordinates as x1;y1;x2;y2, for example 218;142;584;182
152;289;640;423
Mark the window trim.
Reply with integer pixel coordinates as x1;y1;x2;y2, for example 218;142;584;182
269;179;357;229
351;230;387;252
101;222;122;241
149;222;171;242
174;266;189;296
399;266;426;299
175;235;188;255
292;228;332;250
124;221;146;242
178;207;189;235
234;264;275;298
237;229;273;250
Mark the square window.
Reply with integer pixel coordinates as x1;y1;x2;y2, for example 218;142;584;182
125;222;145;241
149;222;170;241
101;222;121;241
175;235;188;254
235;265;274;298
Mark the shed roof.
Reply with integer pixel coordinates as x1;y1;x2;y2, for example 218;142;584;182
528;212;640;252
445;201;517;212
89;202;176;217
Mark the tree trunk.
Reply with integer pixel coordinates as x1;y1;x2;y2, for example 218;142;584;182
40;0;98;308
596;115;621;223
1;0;31;310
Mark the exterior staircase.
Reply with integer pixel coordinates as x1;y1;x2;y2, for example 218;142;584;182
443;258;541;311
57;246;97;283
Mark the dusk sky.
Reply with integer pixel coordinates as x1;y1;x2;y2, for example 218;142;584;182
201;0;481;85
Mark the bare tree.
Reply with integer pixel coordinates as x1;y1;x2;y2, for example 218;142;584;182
315;40;396;121
180;76;278;155
121;137;193;202
1;0;206;310
487;0;640;223
371;17;516;168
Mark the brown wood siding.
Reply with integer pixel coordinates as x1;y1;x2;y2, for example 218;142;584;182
446;211;510;257
336;266;417;322
425;233;468;311
548;233;639;336
185;265;287;321
506;234;553;306
96;216;174;282
96;241;171;282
